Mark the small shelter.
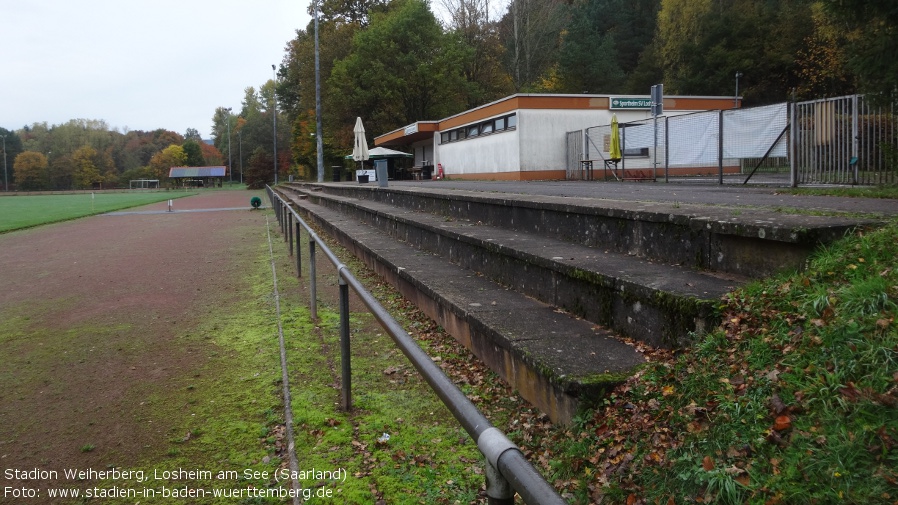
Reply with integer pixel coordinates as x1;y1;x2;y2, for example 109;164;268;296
168;166;227;187
344;147;414;179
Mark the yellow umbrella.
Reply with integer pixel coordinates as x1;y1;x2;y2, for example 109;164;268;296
609;114;622;161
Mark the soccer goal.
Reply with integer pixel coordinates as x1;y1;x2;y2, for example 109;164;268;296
130;179;160;189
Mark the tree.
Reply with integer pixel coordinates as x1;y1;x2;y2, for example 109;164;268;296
0;128;24;188
440;0;514;107
329;0;466;140
317;0;389;26
498;0;569;91
823;0;898;101
148;145;187;182
245;146;274;189
656;0;815;104
72;146;103;189
182;140;205;167
13;151;48;190
184;128;203;142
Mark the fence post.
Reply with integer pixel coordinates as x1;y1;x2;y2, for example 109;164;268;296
309;237;318;321
718;109;724;185
339;270;352;411
295;221;302;277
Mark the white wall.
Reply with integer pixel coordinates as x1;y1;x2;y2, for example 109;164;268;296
431;108;707;176
435;129;520;175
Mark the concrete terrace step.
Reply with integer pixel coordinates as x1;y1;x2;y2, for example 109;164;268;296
280;192;646;425
281;184;741;348
290;182;872;279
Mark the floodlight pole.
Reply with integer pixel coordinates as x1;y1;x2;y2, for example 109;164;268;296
1;135;7;192
238;130;243;184
226;107;233;183
314;0;324;183
272;64;278;185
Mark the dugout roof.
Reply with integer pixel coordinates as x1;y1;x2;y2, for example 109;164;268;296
169;166;226;178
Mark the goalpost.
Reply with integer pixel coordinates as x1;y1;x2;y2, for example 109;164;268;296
129;179;160;189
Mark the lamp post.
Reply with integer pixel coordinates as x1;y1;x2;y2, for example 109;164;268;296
226;107;233;183
1;135;7;192
734;72;743;108
238;129;243;184
314;0;324;182
272;64;278;185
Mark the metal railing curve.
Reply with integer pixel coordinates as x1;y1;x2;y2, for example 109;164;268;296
265;185;566;505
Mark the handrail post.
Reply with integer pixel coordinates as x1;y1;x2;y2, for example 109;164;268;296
309;237;318;321
287;211;294;256
338;270;352;411
295;221;302;277
485;462;514;505
282;203;288;240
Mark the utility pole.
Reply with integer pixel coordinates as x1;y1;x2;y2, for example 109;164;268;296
1;135;7;192
272;64;278;185
226;107;232;183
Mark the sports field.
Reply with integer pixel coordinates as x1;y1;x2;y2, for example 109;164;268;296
0;191;197;233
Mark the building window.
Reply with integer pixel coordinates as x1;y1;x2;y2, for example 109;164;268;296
439;113;517;145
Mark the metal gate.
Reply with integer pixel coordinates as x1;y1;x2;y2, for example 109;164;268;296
792;95;897;185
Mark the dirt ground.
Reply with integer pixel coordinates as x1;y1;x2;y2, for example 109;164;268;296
0;191;268;495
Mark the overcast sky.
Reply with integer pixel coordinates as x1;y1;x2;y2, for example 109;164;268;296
1;0;312;139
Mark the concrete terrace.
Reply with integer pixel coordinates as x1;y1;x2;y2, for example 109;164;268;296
274;180;894;424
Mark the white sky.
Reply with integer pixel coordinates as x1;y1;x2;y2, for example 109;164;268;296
1;0;312;138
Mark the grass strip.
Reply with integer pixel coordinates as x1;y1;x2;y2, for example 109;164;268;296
0;191;197;232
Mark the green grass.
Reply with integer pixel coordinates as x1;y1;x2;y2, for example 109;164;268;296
545;220;898;504
778;185;898;199
0;191;197;233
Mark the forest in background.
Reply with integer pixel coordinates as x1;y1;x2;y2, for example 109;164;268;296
2;0;895;190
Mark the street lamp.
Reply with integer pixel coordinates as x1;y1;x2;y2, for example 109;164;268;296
272;64;278;185
314;0;324;183
734;72;743;108
226;107;233;183
1;135;7;192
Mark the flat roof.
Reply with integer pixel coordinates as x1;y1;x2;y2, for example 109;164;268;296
375;93;739;147
169;166;227;178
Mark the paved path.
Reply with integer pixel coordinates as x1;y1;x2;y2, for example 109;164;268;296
355;180;898;217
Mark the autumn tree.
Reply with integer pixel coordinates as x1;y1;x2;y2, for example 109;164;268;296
13;151;48;190
656;0;815;104
245;146;274;189
498;0;568;91
440;0;513;107
329;0;466;140
823;0;898;101
72;146;103;189
0;128;23;188
148;145;187;182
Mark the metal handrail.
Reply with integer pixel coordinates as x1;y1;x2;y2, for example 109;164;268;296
265;186;566;505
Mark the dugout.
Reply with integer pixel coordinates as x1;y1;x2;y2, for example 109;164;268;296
168;166;227;188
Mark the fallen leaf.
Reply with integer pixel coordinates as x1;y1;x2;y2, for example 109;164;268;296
702;455;714;471
773;415;792;431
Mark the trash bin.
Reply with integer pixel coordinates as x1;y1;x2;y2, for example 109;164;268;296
374;160;388;188
332;166;342;182
358;174;369;183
